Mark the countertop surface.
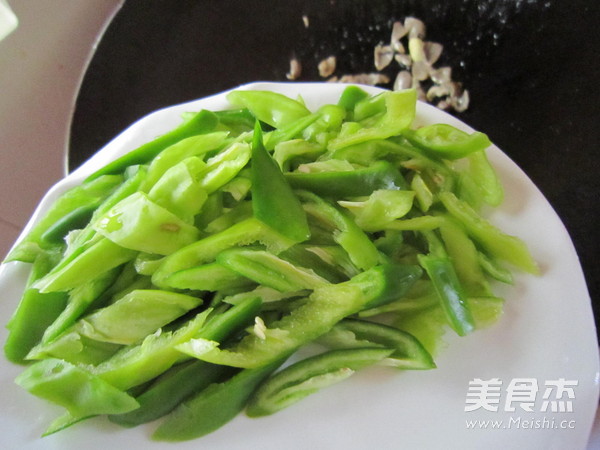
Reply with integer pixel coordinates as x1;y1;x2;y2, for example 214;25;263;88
0;0;598;448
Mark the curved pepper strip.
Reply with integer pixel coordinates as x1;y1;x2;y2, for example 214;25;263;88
246;347;393;417
39;202;101;245
86;109;219;181
153;358;285;442
403;123;491;160
200;142;252;194
92;309;211;390
40;166;148;292
455;150;504;209
418;252;475;337
33;237;137;293
438;215;492;297
15;358;139;436
297;190;380;271
5;174;123;263
92;192;201;256
4;252;68;363
147;157;208;223
273;139;325;172
213;108;256;135
264;113;321;150
353;91;387;122
285;160;407;197
338;189;415;231
63;166;148;257
109;296;262;427
217;247;330;292
327;89;416;150
438;191;539;274
40;267;121;345
141;132;228;191
152;217;295;289
164;262;253;292
337;85;370;116
27;289;203;365
175;264;422;369
251;122;310;243
226;90;311;128
318;318;435;370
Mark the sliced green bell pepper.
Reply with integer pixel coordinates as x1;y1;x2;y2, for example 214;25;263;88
15;358;139;435
337;85;370;115
418;253;475;337
298;191;381;271
286;160;407;197
92;309;211;390
40;267;120;344
328;89;416;150
175;264;421;368
34;237;136;293
217;247;329;292
403;123;491;160
141;132;228;190
246;347;393;417
152;217;295;289
226;90;311;128
86;109;219;181
318;318;435;370
147;157;208;223
4;252;68;363
93;192;200;255
109;296;262;427
153;358;284;442
338;189;415;231
5;174;123;263
251;122;310;243
439;191;539;274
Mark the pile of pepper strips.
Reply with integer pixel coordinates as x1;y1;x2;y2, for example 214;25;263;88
3;86;537;441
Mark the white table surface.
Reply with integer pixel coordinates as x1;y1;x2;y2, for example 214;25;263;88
0;1;597;448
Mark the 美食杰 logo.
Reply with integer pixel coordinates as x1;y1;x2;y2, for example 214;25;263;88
464;378;578;430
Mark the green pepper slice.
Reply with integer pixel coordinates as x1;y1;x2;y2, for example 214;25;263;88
403;123;491;160
109;297;262;427
246;347;393;417
153;358;285;442
175;264;421;368
319;318;435;370
251;122;310;243
86;109;219;180
226;90;311;128
286;160;407;197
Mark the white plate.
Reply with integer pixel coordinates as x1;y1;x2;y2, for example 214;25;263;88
0;82;598;450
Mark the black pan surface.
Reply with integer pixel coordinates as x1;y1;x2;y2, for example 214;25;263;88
69;0;600;338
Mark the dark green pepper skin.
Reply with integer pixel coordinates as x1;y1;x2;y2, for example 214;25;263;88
403;124;491;160
4;253;68;363
418;254;475;336
152;359;285;442
251;122;310;243
337;85;370;114
286;160;407;198
86;110;219;181
177;264;422;369
39;202;100;245
109;297;262;427
111;361;233;428
214;108;256;134
320;318;436;370
246;347;393;417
